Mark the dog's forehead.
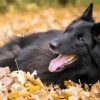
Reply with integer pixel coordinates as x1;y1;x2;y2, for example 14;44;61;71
71;20;92;29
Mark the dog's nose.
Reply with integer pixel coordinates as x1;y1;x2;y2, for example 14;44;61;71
49;41;60;50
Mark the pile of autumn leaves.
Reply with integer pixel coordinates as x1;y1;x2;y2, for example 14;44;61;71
0;67;99;100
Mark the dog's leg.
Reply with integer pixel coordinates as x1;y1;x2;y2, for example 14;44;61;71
0;33;41;70
0;37;22;70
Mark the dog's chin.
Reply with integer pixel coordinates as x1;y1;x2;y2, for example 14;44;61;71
49;49;78;72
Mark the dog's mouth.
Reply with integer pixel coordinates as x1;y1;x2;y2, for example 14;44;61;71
48;54;78;72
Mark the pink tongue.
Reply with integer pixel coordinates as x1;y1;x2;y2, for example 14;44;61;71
48;54;69;72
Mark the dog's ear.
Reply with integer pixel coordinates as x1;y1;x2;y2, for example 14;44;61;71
81;3;94;21
92;22;100;39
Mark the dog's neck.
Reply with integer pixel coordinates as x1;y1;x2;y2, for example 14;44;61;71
91;44;100;67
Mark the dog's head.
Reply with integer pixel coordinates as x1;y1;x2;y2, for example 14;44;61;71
48;3;100;72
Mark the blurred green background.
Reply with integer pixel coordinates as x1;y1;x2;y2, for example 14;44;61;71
0;0;100;12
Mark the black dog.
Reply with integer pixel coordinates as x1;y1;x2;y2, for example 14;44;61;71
0;3;99;87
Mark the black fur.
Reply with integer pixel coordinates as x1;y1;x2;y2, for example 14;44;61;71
0;3;99;87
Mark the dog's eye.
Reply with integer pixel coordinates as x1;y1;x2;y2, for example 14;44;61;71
77;34;83;41
64;27;73;33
